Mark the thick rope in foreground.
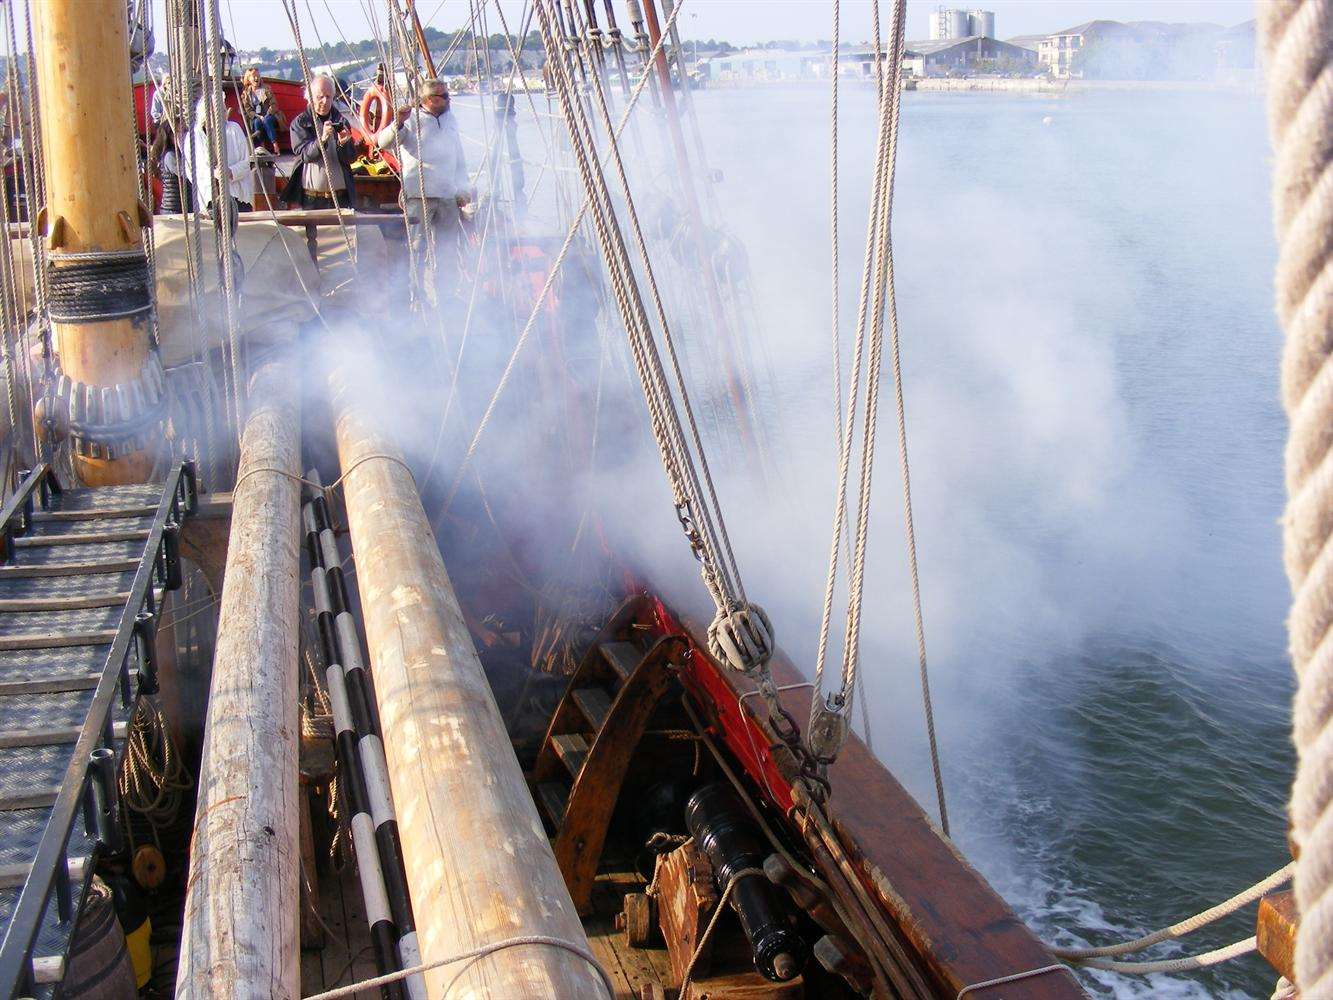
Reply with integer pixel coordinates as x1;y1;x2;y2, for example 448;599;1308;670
1259;1;1333;994
300;934;614;1000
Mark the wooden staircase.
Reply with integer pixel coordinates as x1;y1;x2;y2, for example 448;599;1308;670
530;602;688;916
0;463;195;998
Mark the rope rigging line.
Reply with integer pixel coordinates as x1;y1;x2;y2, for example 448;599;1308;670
538;0;778;695
1050;861;1294;961
200;0;246;450
438;0;681;511
815;0;873;756
1259;1;1333;994
300;934;614;1000
281;0;358;264
806;0;945;833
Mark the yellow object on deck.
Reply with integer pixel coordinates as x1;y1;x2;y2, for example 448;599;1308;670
352;155;393;177
126;915;152;988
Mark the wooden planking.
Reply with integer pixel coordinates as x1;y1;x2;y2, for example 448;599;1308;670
0;854;87;889
0;560;138;578
0;630;116;651
572;687;612;730
32;504;157;523
587;871;671;999
300;851;379;996
535;781;569;827
0;674;100;696
0;720;125;749
0;592;129;612
551;733;590;776
0;786;59;811
14;529;149;548
600;642;640;682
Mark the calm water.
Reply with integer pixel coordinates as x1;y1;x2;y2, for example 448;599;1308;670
456;84;1292;997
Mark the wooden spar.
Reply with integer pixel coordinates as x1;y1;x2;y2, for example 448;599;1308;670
177;354;302;999
328;354;605;998
640;0;759;462
405;0;438;79
31;0;156;485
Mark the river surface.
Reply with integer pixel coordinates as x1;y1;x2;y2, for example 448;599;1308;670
456;84;1291;997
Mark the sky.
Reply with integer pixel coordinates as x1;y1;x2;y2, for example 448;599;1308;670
163;0;1262;51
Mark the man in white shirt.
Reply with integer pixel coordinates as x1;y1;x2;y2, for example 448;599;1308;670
375;78;472;307
190;98;255;222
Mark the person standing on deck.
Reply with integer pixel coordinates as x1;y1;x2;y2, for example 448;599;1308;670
375;78;472;307
281;75;357;212
190;99;255;223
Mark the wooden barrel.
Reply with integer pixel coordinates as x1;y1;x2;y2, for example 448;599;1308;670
59;878;137;999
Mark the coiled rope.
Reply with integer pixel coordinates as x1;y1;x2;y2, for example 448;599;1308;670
1258;1;1333;994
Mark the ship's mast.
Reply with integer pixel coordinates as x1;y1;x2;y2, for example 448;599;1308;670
32;0;162;485
404;0;438;78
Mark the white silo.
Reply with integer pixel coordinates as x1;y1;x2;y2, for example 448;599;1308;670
968;10;996;38
946;9;970;38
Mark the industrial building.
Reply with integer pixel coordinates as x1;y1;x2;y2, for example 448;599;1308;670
929;8;996;40
903;35;1037;77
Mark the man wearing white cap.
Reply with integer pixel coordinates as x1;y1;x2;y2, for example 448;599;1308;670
376;78;472;307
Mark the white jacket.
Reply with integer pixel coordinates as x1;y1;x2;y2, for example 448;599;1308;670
376;108;469;200
190;118;253;207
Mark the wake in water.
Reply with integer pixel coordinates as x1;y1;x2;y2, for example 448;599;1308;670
952;637;1292;998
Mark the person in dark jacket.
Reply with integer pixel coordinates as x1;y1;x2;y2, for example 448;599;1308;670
279;75;357;210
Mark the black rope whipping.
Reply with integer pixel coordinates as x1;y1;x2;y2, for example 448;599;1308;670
46;250;153;323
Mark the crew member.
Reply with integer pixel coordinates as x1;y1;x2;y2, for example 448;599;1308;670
190;98;255;220
375;78;471;305
281;75;357;211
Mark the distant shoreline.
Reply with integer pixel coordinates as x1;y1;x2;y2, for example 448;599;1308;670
698;77;1260;95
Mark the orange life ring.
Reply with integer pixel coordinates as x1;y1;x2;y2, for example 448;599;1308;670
359;85;393;142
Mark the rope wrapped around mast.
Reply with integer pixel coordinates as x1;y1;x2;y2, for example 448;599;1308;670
1259;0;1333;994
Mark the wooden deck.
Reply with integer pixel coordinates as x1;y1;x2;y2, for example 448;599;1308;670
300;861;380;997
587;871;674;999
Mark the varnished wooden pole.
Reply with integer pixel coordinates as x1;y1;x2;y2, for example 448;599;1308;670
178;353;302;999
31;0;156;484
328;350;605;998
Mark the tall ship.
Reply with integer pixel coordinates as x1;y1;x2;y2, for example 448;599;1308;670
0;0;1320;998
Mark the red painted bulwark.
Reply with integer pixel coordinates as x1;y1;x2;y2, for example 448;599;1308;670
641;593;1086;999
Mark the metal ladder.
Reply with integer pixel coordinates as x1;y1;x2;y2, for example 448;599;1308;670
0;461;196;998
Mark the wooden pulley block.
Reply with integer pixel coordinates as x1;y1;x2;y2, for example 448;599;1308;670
131;844;166;889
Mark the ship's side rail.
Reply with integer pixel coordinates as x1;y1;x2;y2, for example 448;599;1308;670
0;460;197;998
0;465;63;562
647;595;1089;999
